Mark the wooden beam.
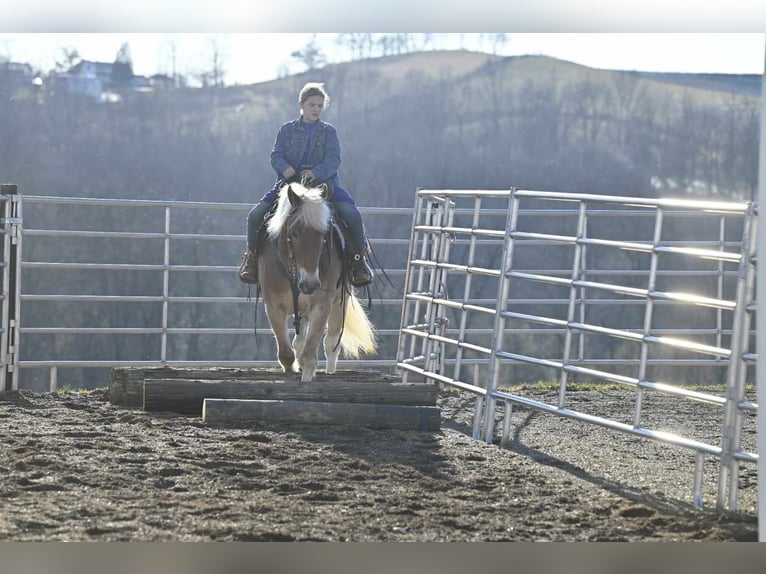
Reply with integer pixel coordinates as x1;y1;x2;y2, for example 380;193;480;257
109;366;404;407
143;378;438;414
202;399;441;431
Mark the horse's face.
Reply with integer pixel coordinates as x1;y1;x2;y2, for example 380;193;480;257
268;183;332;296
285;215;328;295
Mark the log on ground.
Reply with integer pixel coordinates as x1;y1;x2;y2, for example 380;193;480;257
110;366;301;407
109;366;401;408
202;399;441;431
143;378;438;414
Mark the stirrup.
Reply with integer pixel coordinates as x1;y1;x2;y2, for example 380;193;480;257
350;254;373;288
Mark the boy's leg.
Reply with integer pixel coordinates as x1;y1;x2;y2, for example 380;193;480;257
239;199;273;284
332;200;374;287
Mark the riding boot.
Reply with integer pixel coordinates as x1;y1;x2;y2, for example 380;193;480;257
238;249;258;284
350;249;374;288
242;198;274;285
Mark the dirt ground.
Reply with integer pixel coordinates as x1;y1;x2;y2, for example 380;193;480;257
0;383;758;542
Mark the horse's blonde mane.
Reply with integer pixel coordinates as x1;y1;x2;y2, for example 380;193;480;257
267;182;331;239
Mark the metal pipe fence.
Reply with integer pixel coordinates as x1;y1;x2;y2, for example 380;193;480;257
14;194;414;390
396;188;758;511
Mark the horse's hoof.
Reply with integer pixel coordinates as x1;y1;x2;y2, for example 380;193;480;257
278;356;297;373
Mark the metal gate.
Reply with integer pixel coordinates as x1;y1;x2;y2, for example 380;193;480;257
0;184;21;392
396;188;758;510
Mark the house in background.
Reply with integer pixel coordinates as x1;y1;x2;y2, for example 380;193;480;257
70;60;115;87
54;71;102;100
149;73;177;90
54;59;153;102
3;58;183;102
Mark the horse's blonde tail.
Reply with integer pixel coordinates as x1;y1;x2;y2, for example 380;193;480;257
340;291;378;358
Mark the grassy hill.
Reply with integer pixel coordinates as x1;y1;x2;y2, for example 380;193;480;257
630;71;761;97
217;50;760;127
2;49;760;206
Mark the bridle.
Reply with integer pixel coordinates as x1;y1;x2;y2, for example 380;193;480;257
274;216;331;335
282;228;300;286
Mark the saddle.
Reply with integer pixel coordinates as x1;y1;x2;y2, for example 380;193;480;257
255;183;359;286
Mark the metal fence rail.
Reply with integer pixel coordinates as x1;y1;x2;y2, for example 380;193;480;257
396;188;758;511
15;194;414;390
12;191;752;392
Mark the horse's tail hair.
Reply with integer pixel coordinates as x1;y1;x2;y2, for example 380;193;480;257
340;291;377;358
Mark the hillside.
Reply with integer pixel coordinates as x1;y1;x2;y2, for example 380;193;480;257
631;71;761;97
1;49;760;207
213;51;761;132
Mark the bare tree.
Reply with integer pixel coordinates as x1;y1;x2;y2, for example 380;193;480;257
52;47;81;74
376;35;394;57
738;99;761;198
335;33;375;60
415;34;434;52
291;34;327;72
392;34;413;55
610;72;649;147
488;33;508;54
563;76;613;146
276;63;292;79
112;42;134;86
204;35;228;87
157;37;180;87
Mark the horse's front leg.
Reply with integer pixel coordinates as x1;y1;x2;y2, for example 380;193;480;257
264;303;297;373
298;304;331;382
292;319;307;365
324;299;344;374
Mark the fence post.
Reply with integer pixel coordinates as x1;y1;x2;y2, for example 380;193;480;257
482;189;519;443
1;184;21;392
756;33;766;543
161;206;171;364
718;203;756;510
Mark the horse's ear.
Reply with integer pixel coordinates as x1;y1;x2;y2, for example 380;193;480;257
320;183;334;200
287;185;300;207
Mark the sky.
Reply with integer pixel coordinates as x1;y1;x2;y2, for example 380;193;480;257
1;33;764;86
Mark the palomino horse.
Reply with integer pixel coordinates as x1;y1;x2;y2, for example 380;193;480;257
258;181;377;382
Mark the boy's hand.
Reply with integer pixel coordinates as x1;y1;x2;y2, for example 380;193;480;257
282;167;296;179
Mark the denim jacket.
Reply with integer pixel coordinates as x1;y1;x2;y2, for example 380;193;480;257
270;117;341;187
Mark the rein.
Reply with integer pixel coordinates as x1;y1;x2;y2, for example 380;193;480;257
271;235;303;334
